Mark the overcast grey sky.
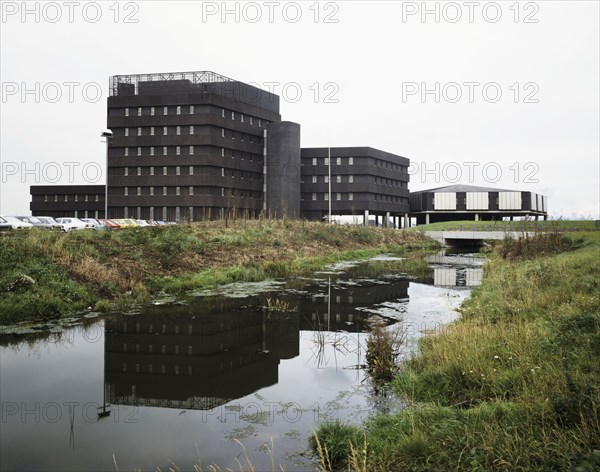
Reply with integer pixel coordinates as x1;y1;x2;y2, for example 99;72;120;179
1;0;598;218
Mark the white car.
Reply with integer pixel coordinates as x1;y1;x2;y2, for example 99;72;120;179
55;217;89;231
0;216;33;229
135;219;151;227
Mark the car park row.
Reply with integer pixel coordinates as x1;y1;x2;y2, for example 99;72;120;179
0;216;176;232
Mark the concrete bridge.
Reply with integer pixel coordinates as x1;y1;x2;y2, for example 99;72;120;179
423;231;535;246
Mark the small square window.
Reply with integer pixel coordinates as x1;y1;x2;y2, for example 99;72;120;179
150;146;154;156
124;128;129;137
137;166;141;176
189;125;194;134
189;166;194;175
349;193;354;201
137;107;142;117
150;167;154;175
312;193;317;201
349;157;354;165
163;166;167;175
176;146;181;155
150;107;155;116
189;186;194;195
124;167;128;176
150;127;155;136
189;146;194;155
176;106;181;115
163;146;167;156
222;109;225;118
124;148;129;157
163;126;168;136
163;106;168;115
137;147;141;156
124;108;129;117
336;157;341;165
349;175;354;183
176;166;181;175
190;105;195;114
312;158;317;166
176;126;181;135
312;175;317;183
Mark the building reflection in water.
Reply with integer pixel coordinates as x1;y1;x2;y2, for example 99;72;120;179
104;297;299;411
104;277;411;411
427;251;484;287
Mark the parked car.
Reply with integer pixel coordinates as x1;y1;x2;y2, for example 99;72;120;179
135;219;150;227
17;216;62;230
55;217;89;231
0;216;33;229
99;219;120;230
112;218;137;228
81;218;107;230
0;216;13;232
35;216;68;231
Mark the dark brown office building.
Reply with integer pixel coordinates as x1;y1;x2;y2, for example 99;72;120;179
106;71;300;221
300;147;410;226
30;185;105;219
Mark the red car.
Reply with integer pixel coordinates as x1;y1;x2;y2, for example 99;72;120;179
98;219;121;230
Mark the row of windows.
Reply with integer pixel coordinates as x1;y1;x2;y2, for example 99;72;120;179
308;156;406;172
120;146;262;161
123;105;266;128
305;193;407;203
311;157;354;166
43;194;101;203
310;193;354;201
302;175;408;187
120;166;262;180
119;187;261;198
120;125;263;143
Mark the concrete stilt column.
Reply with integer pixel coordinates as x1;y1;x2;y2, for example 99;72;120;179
385;212;390;228
364;210;369;227
404;213;409;228
425;213;430;225
475;213;479;221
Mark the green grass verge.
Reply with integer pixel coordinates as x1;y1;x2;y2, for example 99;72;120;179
313;232;600;471
411;219;598;232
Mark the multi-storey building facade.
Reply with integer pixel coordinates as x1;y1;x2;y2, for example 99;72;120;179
30;185;105;219
106;71;284;221
30;72;411;224
300;147;410;226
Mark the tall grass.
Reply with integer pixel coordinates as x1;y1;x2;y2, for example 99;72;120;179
312;232;600;471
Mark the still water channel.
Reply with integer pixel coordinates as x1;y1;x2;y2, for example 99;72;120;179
1;250;483;471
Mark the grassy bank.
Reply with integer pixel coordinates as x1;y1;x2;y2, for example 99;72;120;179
411;219;598;232
0;220;435;325
313;232;600;471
